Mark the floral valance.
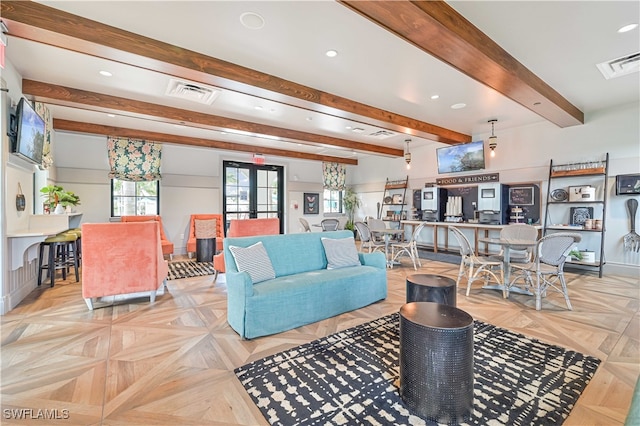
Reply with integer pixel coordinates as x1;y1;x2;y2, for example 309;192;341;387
107;136;162;181
322;162;346;191
34;102;53;169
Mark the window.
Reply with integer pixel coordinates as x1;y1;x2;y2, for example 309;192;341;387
111;179;159;216
323;189;343;213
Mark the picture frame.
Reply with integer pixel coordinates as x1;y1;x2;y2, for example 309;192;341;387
303;192;319;215
569;207;594;226
616;174;640;195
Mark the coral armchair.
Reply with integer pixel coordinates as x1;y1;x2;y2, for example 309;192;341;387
121;215;174;259
213;217;280;273
81;222;169;310
187;214;224;258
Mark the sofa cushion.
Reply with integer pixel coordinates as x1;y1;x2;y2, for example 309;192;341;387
195;218;217;239
321;236;361;269
229;241;276;284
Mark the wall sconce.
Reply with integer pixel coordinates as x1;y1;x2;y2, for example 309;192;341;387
404;139;412;170
488;119;498;157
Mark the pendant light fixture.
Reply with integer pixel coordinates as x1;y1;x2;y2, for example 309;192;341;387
488;119;498;157
404;139;412;169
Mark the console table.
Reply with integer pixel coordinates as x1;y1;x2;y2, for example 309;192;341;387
7;213;83;271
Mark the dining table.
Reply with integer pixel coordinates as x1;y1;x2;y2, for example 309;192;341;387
478;237;538;295
370;228;405;268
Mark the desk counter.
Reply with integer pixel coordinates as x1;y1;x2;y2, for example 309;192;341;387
401;220;541;256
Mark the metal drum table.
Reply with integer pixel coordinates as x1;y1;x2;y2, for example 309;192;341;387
399;302;474;423
406;274;457;306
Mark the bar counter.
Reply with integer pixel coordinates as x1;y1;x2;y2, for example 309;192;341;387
400;220;541;256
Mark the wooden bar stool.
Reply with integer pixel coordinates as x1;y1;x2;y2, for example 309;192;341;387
38;233;80;287
64;228;82;266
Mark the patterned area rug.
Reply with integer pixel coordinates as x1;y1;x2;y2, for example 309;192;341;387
235;313;601;425
167;261;216;280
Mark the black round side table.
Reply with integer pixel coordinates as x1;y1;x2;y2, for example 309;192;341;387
406;274;457;306
196;237;216;262
399;301;474;424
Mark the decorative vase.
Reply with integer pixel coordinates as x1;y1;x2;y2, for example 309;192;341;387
66;205;73;213
54;204;65;214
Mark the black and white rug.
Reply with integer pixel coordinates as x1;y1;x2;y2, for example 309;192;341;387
167;261;216;280
235;313;600;425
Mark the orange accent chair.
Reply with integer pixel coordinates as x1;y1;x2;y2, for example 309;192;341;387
81;222;169;310
187;214;224;259
121;215;174;259
213;217;280;273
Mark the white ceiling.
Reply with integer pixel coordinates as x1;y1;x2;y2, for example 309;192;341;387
4;1;639;162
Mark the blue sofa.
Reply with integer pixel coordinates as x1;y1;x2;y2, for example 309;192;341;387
223;230;388;339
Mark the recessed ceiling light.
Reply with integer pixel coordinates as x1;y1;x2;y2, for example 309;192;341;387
99;70;112;77
325;50;338;58
254;105;263;110
107;113;115;117
345;126;352;130
430;94;440;100
240;12;265;30
450;103;466;109
618;23;638;33
306;117;313;121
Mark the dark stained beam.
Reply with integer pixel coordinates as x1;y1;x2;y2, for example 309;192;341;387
24;79;401;157
339;0;584;127
1;0;470;144
53;120;359;165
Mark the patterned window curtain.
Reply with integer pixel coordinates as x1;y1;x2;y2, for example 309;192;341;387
107;136;162;181
322;162;346;190
34;102;53;169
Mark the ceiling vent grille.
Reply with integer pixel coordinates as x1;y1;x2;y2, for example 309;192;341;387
368;130;395;139
596;52;640;80
165;78;220;104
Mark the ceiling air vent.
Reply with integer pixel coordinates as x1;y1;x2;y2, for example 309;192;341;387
368;130;395;139
596;52;640;80
165;78;220;104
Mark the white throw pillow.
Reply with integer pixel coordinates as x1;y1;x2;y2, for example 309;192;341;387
321;237;361;269
229;242;276;284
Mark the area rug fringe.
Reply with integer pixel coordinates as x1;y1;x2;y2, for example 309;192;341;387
235;313;601;426
167;261;216;280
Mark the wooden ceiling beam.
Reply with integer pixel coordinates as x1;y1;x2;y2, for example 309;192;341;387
1;0;470;144
53;119;359;165
23;79;400;157
339;0;584;127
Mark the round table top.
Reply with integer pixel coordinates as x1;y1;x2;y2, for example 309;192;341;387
407;274;456;288
400;302;473;329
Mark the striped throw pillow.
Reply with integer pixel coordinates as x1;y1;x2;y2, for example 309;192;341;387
229;242;276;284
321;237;361;269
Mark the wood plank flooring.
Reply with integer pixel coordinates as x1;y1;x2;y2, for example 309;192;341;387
1;254;638;425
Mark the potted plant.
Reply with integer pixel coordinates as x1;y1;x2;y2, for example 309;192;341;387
343;187;361;233
40;184;64;213
568;249;583;261
58;191;81;212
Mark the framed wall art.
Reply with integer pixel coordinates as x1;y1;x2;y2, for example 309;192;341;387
303;192;319;215
616;174;640;195
569;207;594;226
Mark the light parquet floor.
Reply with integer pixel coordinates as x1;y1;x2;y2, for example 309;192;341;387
1;254;638;425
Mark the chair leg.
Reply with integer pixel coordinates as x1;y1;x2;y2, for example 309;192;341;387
37;243;45;287
49;243;56;287
558;272;573;310
84;298;94;310
72;240;80;282
535;273;543;311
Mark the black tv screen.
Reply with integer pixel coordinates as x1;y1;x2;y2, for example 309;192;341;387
436;140;485;174
12;98;45;165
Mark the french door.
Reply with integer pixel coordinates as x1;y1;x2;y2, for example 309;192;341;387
222;161;284;234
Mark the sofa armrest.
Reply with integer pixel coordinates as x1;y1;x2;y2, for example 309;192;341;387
359;251;386;269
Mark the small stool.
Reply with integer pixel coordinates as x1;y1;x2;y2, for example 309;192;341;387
406;274;457;306
399;302;474;423
38;233;80;287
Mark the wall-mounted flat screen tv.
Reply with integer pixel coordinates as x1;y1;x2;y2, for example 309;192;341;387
436;140;485;174
10;98;45;166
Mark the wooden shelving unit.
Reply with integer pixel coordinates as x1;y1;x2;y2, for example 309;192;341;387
543;153;609;277
380;177;408;225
